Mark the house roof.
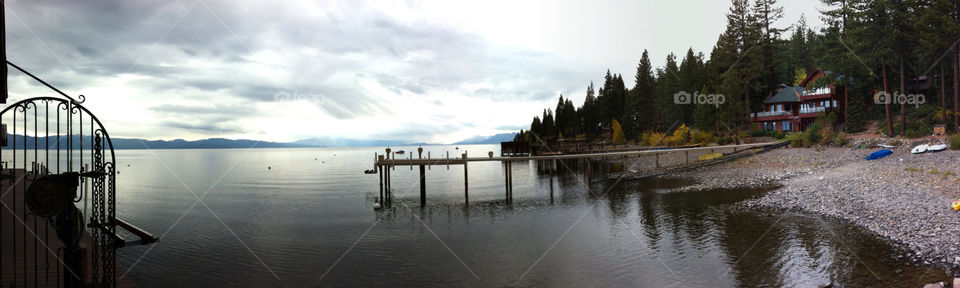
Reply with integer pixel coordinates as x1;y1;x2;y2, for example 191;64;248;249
766;86;803;104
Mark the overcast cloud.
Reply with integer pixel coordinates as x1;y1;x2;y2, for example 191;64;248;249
1;0;824;143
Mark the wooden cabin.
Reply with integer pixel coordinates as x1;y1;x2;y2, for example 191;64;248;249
750;69;847;132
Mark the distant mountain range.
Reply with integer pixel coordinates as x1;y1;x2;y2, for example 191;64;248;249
452;133;515;144
0;133;517;149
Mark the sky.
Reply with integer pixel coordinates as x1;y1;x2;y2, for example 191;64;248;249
3;0;826;144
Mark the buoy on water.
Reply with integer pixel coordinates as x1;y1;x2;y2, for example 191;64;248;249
373;201;382;210
268;166;271;170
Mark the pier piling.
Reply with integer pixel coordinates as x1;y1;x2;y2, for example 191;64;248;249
549;159;554;195
371;142;779;207
378;156;384;205
419;147;426;207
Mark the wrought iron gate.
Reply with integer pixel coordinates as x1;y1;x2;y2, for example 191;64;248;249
0;94;148;287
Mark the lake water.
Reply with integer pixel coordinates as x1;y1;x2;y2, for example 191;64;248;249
107;145;942;287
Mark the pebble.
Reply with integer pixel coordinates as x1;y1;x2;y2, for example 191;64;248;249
654;146;960;274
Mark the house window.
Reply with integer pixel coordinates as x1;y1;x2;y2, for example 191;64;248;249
783;121;790;131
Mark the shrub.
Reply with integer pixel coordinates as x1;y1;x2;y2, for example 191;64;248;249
763;130;786;139
648;132;666;146
949;134;960;150
717;136;732;145
799;131;814;147
818;125;834;146
691;130;714;144
787;132;802;147
834;132;848;147
670;124;691;146
640;133;651;146
748;129;767;137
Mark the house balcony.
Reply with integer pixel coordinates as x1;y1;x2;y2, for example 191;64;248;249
751;110;793;122
804;87;831;96
799;106;826;114
798;106;839;118
800;87;834;101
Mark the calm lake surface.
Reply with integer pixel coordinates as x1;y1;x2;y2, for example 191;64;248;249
107;145;940;287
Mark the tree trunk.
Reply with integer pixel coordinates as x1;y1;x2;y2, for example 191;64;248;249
955;47;959;133
942;64;947;126
899;41;906;136
884;64;892;136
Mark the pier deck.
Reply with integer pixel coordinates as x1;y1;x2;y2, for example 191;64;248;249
372;141;785;208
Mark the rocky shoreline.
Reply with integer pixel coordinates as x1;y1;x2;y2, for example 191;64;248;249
626;146;960;275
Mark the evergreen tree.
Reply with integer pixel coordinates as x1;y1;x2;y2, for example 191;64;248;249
582;82;599;137
630;50;658;135
752;0;786;93
542;109;555;138
655;54;682;131
789;14;813;71
679;48;707;125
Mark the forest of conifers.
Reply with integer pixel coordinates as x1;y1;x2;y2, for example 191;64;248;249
517;0;960;144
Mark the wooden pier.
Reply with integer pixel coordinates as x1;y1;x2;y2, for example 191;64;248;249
374;142;783;208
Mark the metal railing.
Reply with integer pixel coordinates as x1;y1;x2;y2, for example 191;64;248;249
751;110;792;118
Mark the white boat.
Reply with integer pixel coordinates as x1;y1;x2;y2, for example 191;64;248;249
927;144;947;152
911;144;929;154
877;144;895;148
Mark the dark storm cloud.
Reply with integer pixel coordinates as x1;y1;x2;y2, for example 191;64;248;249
150;103;253;134
3;0;593;139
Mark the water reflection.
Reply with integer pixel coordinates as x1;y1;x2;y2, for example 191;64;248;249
109;147;946;287
373;176;942;287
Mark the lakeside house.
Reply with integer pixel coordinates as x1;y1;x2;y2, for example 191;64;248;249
750;69;847;132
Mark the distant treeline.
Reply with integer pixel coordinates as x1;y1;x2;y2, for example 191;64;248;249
518;0;960;142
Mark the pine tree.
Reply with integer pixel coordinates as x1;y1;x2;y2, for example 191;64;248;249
714;0;763;130
679;49;707;125
789;14;813;71
582;82;599;137
752;0;786;94
630;50;657;134
655;54;682;131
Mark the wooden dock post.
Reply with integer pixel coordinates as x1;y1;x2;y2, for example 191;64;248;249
504;162;509;201
385;148;392;206
586;159;591;183
419;147;426;207
685;151;689;164
549;159;554;195
378;155;385;205
463;152;469;206
507;161;513;203
549;159;555;202
655;153;660;169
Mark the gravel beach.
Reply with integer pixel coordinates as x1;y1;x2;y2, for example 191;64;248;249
625;146;960;273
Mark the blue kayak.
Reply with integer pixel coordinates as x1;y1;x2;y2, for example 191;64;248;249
866;149;893;160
